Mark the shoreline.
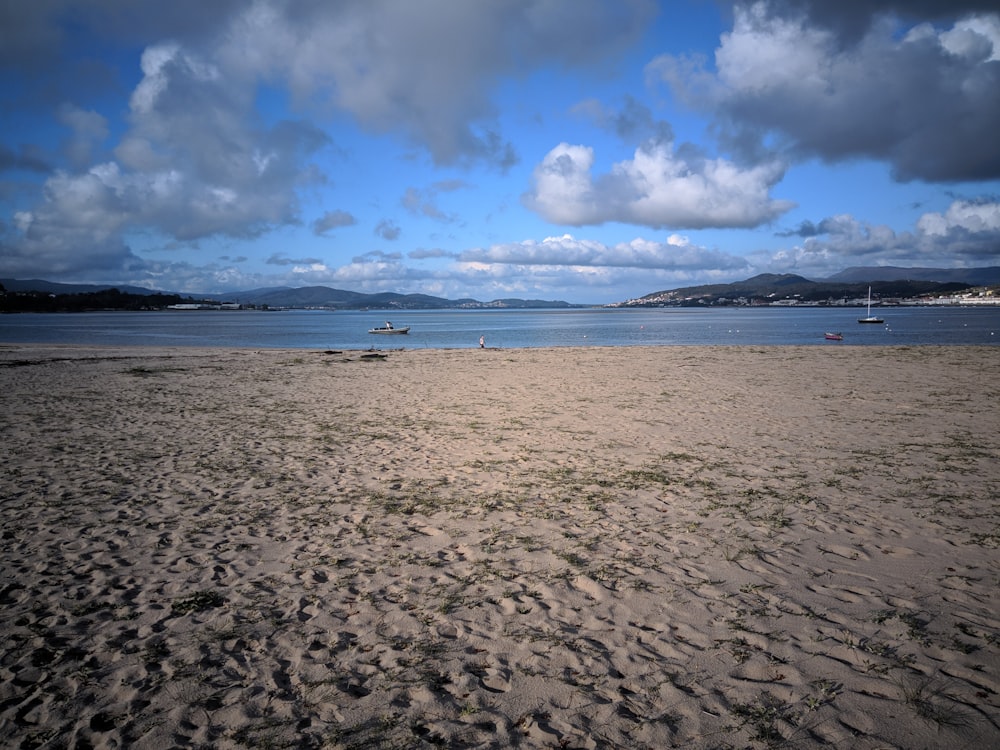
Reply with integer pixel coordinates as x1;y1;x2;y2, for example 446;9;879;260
2;344;998;748
2;340;998;353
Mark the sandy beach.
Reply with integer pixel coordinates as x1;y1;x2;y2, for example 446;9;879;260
1;343;998;749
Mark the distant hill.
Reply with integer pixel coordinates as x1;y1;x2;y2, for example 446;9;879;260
827;266;1000;285
227;285;374;308
627;272;977;307
6;266;996;310
0;278;176;296
207;287;575;309
1;279;575;310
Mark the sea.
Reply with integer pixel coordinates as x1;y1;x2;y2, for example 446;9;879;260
1;306;999;350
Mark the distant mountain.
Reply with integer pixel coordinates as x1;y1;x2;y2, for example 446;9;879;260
827;266;1000;285
214;286;575;309
627;272;978;307
1;278;576;310
223;285;373;307
632;273;821;304
0;278;175;296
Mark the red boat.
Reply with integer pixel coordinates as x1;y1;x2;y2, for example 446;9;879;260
824;332;843;341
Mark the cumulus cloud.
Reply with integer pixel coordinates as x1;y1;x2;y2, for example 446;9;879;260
523;141;793;229
757;199;1000;278
452;234;753;300
40;167;126;236
649;1;1000;182
917;198;1000;236
762;1;1000;43
776;216;853;237
374;220;401;241
2;37;331;278
3;1;995;299
461;233;749;272
1;1;656;283
312;209;357;236
116;42;330;239
295;251;435;293
4;168;136;277
211;0;655;168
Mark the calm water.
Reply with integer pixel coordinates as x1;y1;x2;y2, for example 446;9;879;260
2;306;999;349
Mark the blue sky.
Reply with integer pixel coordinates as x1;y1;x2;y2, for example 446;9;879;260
1;1;999;304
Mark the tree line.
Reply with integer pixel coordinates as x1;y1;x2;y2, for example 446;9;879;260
0;285;211;313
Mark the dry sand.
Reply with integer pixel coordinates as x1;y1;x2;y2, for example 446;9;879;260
1;343;998;749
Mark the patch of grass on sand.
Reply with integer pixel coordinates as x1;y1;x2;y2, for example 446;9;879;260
896;675;972;728
171;590;226;614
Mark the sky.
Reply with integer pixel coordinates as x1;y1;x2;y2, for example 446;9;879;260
1;1;999;305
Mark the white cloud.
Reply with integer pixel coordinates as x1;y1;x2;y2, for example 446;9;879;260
0;167;137;276
213;0;657;168
715;3;833;94
937;15;1000;61
0;1;662;291
131;43;186;114
524;141;793;229
649;2;1000;182
757;199;1000;278
291;263;328;274
2;32;331;277
917;199;1000;236
461;232;749;272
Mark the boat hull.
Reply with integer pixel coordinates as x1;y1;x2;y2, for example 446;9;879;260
368;327;410;334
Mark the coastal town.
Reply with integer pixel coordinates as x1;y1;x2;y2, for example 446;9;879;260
617;287;1000;308
612;270;1000;308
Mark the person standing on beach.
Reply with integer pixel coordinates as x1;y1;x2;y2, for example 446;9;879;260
479;335;485;348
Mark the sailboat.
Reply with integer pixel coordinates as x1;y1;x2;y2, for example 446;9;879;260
858;286;884;324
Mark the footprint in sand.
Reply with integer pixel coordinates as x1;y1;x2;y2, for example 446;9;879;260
499;598;521;616
436;546;467;563
479;664;512;693
410;523;445;537
435;621;460;639
295;597;320;623
877;545;918;557
820;543;871;561
571;574;605;601
336;676;371;698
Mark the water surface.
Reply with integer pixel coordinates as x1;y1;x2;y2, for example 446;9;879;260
2;306;998;349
